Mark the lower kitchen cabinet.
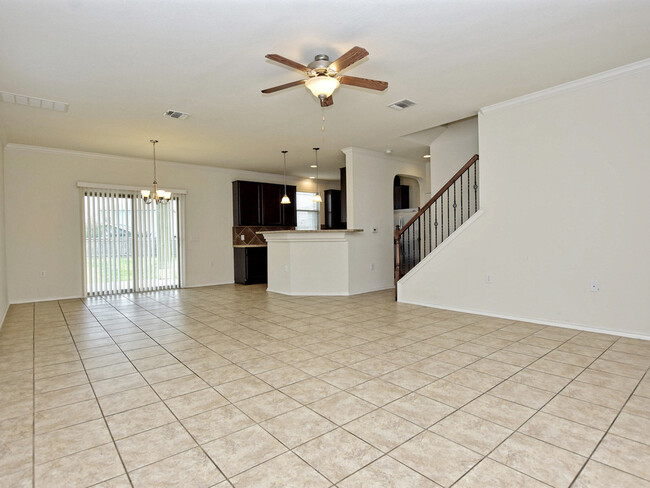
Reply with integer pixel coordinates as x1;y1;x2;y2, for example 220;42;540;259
234;247;267;285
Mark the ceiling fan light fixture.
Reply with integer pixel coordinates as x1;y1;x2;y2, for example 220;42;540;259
305;75;340;98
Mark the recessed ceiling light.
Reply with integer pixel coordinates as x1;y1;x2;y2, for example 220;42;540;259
309;176;315;179
385;149;392;154
310;164;318;168
0;91;69;112
423;154;431;158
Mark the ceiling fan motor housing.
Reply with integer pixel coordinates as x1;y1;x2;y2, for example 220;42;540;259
308;55;334;75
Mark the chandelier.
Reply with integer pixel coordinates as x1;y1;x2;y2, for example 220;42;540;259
141;139;171;204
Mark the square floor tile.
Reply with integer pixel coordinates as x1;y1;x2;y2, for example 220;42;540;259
344;408;422;452
181;404;254;444
309;391;376;425
231;451;330;488
391;431;482;487
338;456;438;487
489;432;586;487
260;406;336;448
294;428;381;483
385;393;454;428
203;424;287;478
130;447;224;487
430;410;512;455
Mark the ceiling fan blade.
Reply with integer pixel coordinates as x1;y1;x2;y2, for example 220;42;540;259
320;96;333;107
265;54;311;74
339;76;388;91
329;46;369;73
261;79;306;94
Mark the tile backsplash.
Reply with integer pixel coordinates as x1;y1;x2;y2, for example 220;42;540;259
232;226;295;246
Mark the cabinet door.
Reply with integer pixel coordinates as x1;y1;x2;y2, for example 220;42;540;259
234;181;261;225
246;247;268;284
261;184;283;226
282;185;297;227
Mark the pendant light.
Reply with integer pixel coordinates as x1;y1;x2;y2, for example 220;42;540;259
312;147;322;203
280;150;291;204
141;140;171;204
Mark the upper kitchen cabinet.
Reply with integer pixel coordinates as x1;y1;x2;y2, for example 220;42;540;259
233;180;297;226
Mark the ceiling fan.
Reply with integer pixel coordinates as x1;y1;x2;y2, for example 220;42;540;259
261;46;388;107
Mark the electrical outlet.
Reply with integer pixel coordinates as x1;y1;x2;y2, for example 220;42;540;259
590;280;599;292
39;270;46;278
370;263;375;271
240;235;245;241
485;274;492;284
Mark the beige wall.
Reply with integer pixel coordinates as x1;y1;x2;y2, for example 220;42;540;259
429;117;478;194
399;60;650;338
3;145;334;303
0;137;8;323
344;148;427;294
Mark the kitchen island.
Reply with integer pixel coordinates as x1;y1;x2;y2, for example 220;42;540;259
259;229;364;296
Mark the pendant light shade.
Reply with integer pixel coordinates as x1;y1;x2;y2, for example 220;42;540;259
305;75;340;99
281;150;291;205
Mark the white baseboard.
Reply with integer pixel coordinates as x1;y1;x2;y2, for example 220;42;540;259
10;295;83;305
267;284;394;297
183;281;234;289
398;298;650;341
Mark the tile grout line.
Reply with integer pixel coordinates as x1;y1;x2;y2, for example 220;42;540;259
567;367;650;487
79;295;237;487
449;334;638;487
54;300;136;488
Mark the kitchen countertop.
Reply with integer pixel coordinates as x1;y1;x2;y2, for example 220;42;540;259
233;244;268;248
257;229;363;234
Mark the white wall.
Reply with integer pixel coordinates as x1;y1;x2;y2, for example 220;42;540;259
3;145;334;303
429;117;478;194
344;148;426;294
400;60;650;337
0;137;8;324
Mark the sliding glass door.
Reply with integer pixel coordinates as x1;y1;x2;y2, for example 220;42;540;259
82;190;181;296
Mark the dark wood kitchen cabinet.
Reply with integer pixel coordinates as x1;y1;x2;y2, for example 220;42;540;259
234;247;267;285
324;189;344;229
233;181;296;226
233;181;262;226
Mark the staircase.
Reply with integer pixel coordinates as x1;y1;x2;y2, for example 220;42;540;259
394;154;479;292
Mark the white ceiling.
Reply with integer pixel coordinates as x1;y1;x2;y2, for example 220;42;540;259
1;0;649;179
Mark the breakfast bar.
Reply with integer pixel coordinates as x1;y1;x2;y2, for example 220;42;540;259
259;229;363;296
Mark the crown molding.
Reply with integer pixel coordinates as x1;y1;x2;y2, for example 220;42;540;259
4;143;337;184
480;57;650;115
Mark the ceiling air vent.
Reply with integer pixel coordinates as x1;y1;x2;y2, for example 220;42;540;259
163;110;191;120
388;99;417;110
1;91;68;112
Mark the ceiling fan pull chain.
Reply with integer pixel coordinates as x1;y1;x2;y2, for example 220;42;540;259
321;107;326;132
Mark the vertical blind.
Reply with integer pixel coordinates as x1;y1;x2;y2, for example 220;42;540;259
82;189;182;296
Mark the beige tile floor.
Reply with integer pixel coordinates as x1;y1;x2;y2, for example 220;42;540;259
1;284;649;487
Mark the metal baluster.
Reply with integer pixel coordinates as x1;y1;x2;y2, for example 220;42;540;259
428;207;432;254
417;216;421;265
468;167;471;219
460;174;464;224
434;200;438;248
446;188;451;237
474;162;478;212
440;193;445;243
453;182;457;232
423;210;426;258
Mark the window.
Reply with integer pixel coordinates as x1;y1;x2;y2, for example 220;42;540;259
82;189;182;296
296;192;320;230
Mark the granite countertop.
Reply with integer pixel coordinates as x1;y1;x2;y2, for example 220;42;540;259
257;229;363;234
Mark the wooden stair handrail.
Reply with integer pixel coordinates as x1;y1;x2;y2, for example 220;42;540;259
396;154;478;238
